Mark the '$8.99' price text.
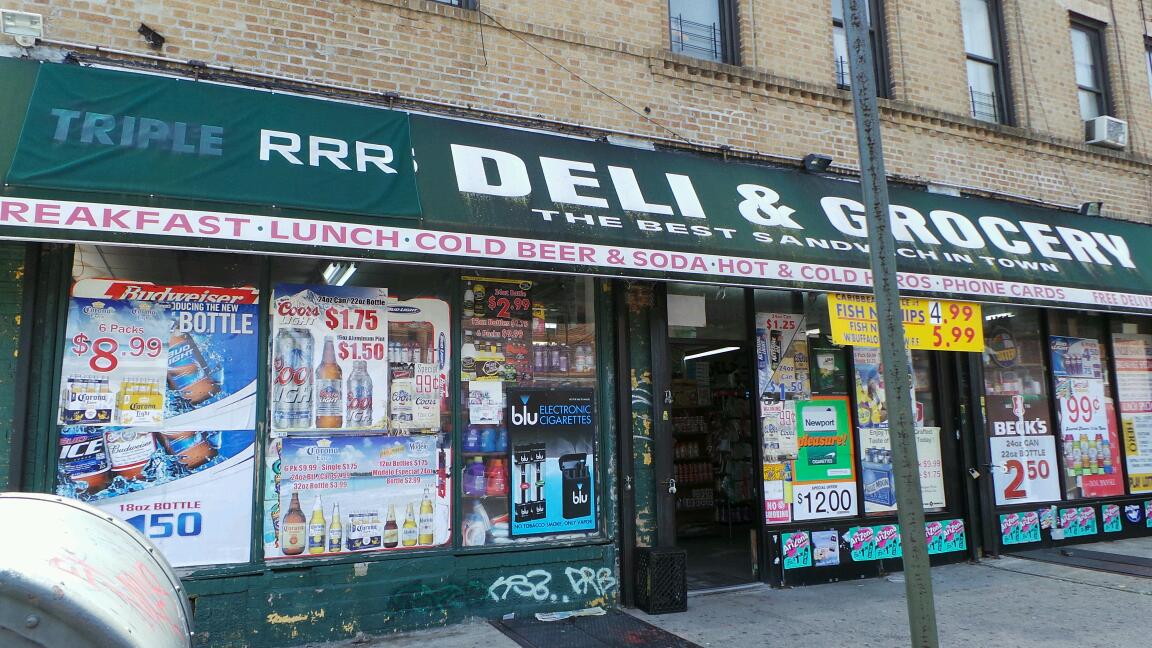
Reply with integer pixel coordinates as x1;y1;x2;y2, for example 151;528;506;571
71;333;163;372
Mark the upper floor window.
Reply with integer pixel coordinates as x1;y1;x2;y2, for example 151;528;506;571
961;0;1009;123
1145;38;1152;101
669;0;738;64
1071;20;1108;120
431;0;475;7
832;0;889;97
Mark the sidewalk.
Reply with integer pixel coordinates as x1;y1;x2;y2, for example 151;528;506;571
317;538;1152;648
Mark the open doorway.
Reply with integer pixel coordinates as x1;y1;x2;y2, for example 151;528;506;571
664;284;758;590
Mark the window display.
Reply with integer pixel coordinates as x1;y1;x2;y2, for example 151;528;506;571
982;307;1060;505
56;246;261;567
263;262;453;560
460;274;598;546
1112;318;1152;494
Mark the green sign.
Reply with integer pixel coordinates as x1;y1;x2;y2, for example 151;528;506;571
794;398;854;483
8;63;420;218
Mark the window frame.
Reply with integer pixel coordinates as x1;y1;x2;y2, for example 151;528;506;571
430;0;477;9
961;0;1012;125
1070;17;1111;121
1144;37;1152;102
832;0;890;99
667;0;741;66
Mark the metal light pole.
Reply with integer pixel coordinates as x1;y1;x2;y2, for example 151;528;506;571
839;1;940;645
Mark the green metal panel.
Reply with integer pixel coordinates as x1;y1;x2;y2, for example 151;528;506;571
0;243;26;488
0;57;39;181
624;283;657;547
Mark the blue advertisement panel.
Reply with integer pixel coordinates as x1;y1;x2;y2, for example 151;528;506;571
55;279;259;567
506;388;597;537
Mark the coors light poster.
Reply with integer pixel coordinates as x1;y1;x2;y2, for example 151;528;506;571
271;284;389;435
506;388;597;537
56;279;259;567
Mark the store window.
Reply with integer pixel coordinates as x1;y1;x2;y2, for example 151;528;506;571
263;260;454;560
58;245;262;567
1110;317;1152;495
460;273;599;546
982;306;1059;506
668;0;739;64
1048;312;1124;500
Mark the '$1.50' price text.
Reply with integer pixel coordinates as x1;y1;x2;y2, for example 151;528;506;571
338;341;387;361
71;333;163;372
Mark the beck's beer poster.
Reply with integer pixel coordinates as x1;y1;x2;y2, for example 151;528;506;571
56;279;259;567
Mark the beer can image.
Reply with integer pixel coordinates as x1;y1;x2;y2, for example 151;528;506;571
272;328;314;429
59;427;112;495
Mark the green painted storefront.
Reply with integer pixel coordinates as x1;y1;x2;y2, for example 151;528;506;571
4;57;1152;646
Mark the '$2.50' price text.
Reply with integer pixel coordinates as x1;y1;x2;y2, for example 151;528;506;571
71;333;164;372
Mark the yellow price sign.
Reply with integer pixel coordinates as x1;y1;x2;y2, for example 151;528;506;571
827;293;984;352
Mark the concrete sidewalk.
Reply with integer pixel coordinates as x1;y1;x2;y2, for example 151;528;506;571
316;538;1151;648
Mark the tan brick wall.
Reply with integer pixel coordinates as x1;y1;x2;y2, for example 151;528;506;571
7;0;1152;222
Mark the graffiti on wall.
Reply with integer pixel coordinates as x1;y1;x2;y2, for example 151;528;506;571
487;566;617;604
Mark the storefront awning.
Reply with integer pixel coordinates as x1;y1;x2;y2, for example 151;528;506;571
2;59;1151;312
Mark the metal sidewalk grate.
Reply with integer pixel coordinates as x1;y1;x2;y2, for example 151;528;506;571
491;609;702;648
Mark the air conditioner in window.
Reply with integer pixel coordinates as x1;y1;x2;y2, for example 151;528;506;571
1085;115;1128;149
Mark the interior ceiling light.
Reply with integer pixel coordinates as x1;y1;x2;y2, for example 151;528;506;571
322;262;357;286
683;346;740;361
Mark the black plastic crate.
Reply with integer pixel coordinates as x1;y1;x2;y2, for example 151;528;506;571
634;547;687;614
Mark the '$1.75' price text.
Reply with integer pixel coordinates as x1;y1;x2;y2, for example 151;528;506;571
71;333;163;372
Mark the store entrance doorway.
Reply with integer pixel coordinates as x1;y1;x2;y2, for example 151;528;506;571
659;284;759;590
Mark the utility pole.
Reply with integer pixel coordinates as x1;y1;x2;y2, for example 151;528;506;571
839;1;940;646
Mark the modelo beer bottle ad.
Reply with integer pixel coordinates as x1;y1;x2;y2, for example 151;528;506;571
271;284;389;434
506;388;597;537
56;279;259;567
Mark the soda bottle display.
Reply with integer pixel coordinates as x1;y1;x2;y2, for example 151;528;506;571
315;336;344;428
328;503;343;553
272;328;314;429
346;360;373;427
382;505;399;548
281;492;307;556
418;488;435;545
307;496;326;554
400;503;418;547
167;331;220;404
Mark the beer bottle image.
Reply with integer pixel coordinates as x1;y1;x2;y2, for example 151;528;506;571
315;336;344;428
158;430;218;470
327;503;343;553
104;427;157;482
418;488;435;545
346;360;373;427
307;495;327;554
281;492;307;556
167;331;221;405
382;504;399;548
400;502;419;547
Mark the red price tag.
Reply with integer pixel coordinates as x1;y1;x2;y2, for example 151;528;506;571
324;307;380;331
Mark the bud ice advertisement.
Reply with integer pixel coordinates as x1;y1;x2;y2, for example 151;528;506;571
506;388;597;537
56;279;259;567
271;284;389;434
263;434;449;559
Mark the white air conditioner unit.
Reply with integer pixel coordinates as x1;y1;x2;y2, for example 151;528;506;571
1085;115;1128;149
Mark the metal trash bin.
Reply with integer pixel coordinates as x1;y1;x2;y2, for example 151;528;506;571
634;547;687;614
0;492;193;647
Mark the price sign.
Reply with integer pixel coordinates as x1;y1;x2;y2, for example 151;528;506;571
486;294;532;319
337;340;388;361
70;333;164;373
989;435;1061;504
792;482;857;521
828;294;983;352
324;307;381;331
1057;378;1105;434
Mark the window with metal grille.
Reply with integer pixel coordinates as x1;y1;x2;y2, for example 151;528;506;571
668;0;738;65
832;0;888;98
962;0;1009;124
